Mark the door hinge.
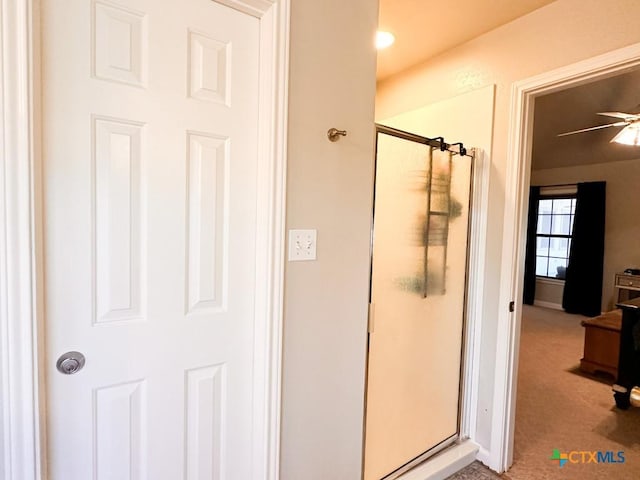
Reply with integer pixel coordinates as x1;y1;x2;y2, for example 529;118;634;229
368;302;375;333
509;301;515;313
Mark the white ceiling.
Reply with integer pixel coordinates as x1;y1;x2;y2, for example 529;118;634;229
376;0;556;80
532;68;640;170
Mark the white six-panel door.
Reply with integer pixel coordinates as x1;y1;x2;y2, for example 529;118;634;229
42;0;263;478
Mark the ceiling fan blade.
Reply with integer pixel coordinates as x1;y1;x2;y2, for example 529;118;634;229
597;111;640;120
557;121;629;137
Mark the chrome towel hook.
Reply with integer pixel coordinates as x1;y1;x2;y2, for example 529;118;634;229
327;128;347;142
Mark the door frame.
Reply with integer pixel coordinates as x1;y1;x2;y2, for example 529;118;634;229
494;41;640;472
0;0;290;478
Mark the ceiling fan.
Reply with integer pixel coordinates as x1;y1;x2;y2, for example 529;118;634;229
558;111;640;145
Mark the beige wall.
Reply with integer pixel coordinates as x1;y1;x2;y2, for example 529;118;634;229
534;279;564;307
376;0;640;455
532;158;640;313
280;0;379;478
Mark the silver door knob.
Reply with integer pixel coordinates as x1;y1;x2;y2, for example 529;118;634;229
56;351;86;375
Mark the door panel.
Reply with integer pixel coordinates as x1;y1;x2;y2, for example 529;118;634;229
42;1;260;478
364;131;472;480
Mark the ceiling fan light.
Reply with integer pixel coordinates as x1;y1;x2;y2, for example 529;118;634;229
611;124;640;146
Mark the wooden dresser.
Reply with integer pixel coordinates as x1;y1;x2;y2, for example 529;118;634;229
615;272;640;302
580;309;622;379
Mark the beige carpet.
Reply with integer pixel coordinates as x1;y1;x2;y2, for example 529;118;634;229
500;305;640;479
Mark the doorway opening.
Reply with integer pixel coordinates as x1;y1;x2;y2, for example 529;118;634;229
498;43;640;476
512;67;640;477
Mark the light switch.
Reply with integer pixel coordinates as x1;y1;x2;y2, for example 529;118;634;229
288;229;317;261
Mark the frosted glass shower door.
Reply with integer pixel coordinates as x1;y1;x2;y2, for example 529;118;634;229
364;129;473;480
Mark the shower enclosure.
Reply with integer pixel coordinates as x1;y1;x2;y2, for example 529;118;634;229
363;125;474;480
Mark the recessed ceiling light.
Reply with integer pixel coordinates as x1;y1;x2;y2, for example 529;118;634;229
376;31;395;50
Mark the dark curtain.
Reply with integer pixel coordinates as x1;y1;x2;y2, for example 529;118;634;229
523;186;541;305
562;181;606;317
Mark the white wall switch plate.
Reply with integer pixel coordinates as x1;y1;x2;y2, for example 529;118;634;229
288;229;317;261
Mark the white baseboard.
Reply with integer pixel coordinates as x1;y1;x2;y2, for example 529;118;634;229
475;446;492;469
533;300;563;311
475;445;505;473
396;440;480;480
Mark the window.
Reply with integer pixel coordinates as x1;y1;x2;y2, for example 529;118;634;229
535;196;576;279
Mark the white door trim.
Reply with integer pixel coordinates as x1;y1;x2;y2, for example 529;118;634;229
1;0;43;478
494;41;640;473
0;0;290;478
461;146;492;444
